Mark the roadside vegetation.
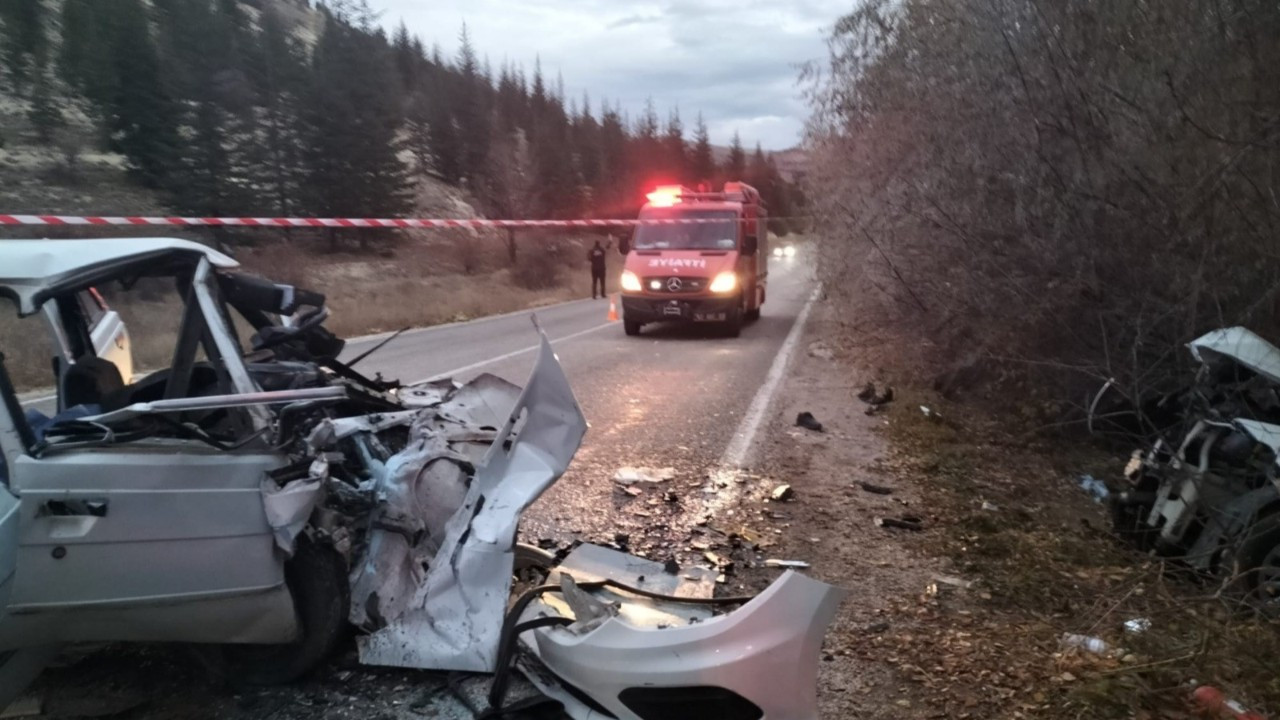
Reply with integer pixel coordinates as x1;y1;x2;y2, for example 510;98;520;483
806;0;1280;408
804;1;1280;714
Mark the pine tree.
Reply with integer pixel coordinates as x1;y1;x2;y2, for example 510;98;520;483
244;6;309;218
300;10;412;248
663;108;687;184
454;22;490;189
724;130;746;181
598;101;630;215
156;0;257;218
0;0;48;93
106;0;180;188
690;112;715;188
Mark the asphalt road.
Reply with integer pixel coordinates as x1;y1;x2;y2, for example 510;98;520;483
340;255;817;553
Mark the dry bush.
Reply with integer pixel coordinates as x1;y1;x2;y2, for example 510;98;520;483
510;230;575;290
806;0;1280;421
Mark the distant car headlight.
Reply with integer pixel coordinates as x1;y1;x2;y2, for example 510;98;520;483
621;270;642;292
773;247;784;258
784;245;796;257
709;272;737;293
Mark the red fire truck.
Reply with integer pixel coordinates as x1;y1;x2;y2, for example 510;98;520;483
617;182;768;337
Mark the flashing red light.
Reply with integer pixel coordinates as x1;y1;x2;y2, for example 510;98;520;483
645;185;684;207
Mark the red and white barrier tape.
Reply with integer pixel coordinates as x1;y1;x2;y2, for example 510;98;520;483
0;214;737;228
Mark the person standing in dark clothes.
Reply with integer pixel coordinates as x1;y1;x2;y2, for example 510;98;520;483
588;239;609;298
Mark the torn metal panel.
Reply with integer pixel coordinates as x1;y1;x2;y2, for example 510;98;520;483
1189;327;1280;384
355;334;587;671
517;544;847;720
260;467;325;555
1232;419;1280;465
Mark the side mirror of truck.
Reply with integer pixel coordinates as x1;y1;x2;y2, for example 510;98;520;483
742;233;758;255
618;235;630;254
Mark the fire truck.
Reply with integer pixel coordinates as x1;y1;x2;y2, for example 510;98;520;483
617;182;768;337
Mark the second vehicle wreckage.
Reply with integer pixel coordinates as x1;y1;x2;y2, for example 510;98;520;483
1110;326;1280;611
0;238;845;719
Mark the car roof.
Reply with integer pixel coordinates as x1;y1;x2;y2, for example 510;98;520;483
0;237;238;316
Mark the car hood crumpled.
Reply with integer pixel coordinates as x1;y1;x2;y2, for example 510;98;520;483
302;332;587;673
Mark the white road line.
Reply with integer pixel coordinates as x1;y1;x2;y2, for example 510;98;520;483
410;320;616;384
719;286;822;468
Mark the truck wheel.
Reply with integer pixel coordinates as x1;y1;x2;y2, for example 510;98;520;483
223;537;350;685
1231;512;1280;616
723;306;743;338
624;319;641;336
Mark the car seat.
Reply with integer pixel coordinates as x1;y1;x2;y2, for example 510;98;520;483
62;356;125;411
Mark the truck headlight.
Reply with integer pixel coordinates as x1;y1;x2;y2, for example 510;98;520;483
709;272;737;293
620;270;642;292
784;245;796;257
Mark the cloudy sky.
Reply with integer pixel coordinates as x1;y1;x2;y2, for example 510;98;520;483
375;0;849;151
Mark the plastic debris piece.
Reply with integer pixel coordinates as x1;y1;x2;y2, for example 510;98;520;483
1192;686;1267;720
1078;474;1109;503
932;574;972;589
765;559;811;569
1124;617;1151;634
1061;633;1109;654
623;486;643;497
614;466;676;485
859;482;894;495
981;501;999;512
771;484;795;502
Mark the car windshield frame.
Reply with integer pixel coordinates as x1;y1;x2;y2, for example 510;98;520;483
632;209;738;251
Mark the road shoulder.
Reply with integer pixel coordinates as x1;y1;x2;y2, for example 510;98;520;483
729;301;949;718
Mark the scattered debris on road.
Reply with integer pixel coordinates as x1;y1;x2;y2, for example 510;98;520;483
1060;633;1110;655
771;484;796;502
796;411;825;432
930;574;973;590
1078;474;1109;502
808;342;835;360
858;383;895;407
875;516;924;531
981;500;999;512
857;382;876;402
765;559;811;569
613;466;677;484
859;481;895;495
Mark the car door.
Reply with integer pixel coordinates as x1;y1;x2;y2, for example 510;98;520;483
77;289;133;382
0;443;297;648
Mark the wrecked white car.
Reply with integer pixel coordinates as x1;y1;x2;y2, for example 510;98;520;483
1112;327;1280;609
0;238;844;719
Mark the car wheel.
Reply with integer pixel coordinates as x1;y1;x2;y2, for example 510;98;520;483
624;319;641;336
1231;512;1280;616
223;537;350;685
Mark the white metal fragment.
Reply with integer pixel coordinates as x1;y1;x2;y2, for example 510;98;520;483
612;466;676;484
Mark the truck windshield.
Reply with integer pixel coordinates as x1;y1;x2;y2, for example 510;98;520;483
633;209;737;251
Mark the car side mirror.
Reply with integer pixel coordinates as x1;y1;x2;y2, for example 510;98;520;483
619;235;630;254
742;234;758;255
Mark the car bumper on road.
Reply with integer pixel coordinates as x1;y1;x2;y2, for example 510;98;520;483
621;295;737;323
